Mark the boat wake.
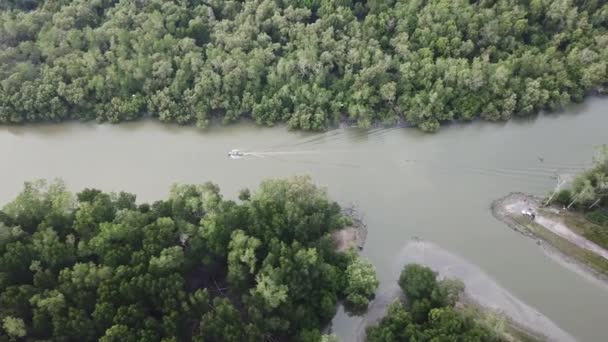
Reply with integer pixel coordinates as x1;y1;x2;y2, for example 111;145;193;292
246;150;319;157
227;148;361;169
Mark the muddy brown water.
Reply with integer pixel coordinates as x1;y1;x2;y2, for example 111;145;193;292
1;98;607;341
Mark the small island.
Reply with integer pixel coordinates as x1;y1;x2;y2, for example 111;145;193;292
492;146;608;281
366;263;544;342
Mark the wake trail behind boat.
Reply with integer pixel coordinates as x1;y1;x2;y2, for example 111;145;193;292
233;149;361;168
247;150;320;156
262;130;346;151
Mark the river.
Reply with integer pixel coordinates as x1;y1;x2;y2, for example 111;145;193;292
1;98;607;341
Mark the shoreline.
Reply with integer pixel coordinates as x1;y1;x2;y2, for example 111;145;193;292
2;94;606;133
350;239;571;342
491;192;608;284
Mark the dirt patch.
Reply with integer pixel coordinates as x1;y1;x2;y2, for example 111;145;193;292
492;193;608;283
332;206;368;252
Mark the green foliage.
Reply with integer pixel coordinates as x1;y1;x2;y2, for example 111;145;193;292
586;210;608;228
0;177;371;341
320;334;339;342
197;298;251;342
344;253;379;310
398;264;438;302
432;278;465;307
2;316;27;338
227;230;261;289
366;302;414;342
550;145;608;209
367;264;499;342
554;189;573;206
1;0;607;131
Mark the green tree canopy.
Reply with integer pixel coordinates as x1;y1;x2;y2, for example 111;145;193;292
1;0;607;131
0;177;376;341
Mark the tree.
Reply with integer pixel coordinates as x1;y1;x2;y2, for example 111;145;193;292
227;230;261;288
149;246;185;275
431;278;464;307
99;324;134;342
344;254;379;310
252;272;288;310
366;302;415;342
2;316;27;339
398;264;438;302
197;298;249;342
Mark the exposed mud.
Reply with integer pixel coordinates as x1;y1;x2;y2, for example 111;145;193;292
332;206;368;252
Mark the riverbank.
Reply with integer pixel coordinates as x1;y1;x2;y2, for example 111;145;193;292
491;193;608;282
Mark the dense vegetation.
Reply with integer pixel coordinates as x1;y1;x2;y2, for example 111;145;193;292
552;145;607;214
366;264;502;341
1;0;607;131
0;176;378;341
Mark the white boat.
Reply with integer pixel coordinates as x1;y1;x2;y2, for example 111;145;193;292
228;149;245;158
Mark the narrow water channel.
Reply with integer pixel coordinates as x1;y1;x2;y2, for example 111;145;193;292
1;98;607;341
